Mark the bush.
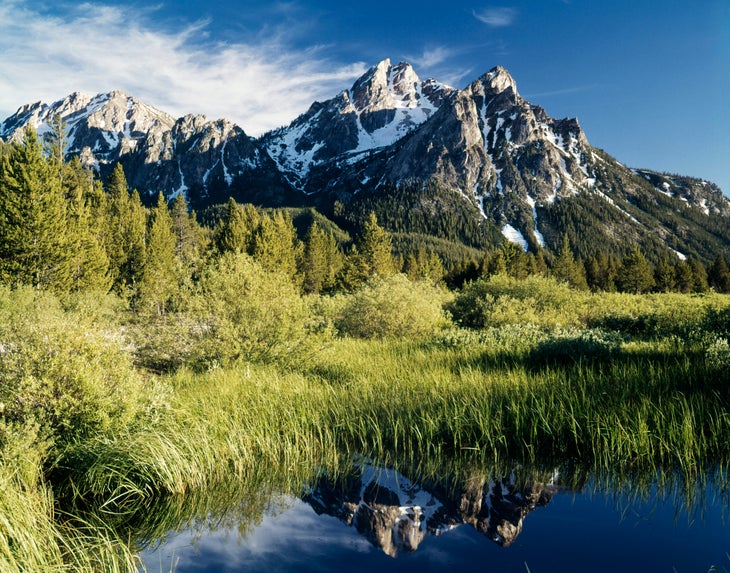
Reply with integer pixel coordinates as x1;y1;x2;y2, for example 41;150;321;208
187;252;319;368
448;274;588;329
331;274;449;339
0;286;144;448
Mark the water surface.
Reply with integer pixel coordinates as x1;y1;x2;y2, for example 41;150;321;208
140;460;729;572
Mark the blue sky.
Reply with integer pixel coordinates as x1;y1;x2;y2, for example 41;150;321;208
1;0;728;193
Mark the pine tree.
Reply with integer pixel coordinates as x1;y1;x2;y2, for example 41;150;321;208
616;245;655;293
252;211;301;283
687;257;709;292
0;126;72;291
138;193;178;314
653;255;676;293
358;212;394;278
708;255;730;293
214;198;258;255
336;245;370;291
550;234;588;290
674;260;695;293
170;193;207;274
64;158;111;291
302;222;330;294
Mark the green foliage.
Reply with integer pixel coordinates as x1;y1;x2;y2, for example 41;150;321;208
0;126;73;292
528;328;623;367
302;222;343;294
550;234;588;290
357;212;395;278
252;210;302;283
105;165;146;294
187;251;317;368
170;192;209;276
214;197;259;254
138;192;178;315
705;337;730;372
448;274;586;329
328;274;449;339
0;286;144;448
616;245;656;293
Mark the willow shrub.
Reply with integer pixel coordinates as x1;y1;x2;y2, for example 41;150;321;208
448;274;590;329
0;286;144;449
328;274;450;339
187;251;321;368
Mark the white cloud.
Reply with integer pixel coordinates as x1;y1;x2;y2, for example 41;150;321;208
473;7;518;27
408;46;456;69
0;2;367;135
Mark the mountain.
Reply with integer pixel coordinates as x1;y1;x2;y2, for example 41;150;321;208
2;60;728;262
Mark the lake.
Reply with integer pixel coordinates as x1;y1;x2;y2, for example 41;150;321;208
139;459;729;572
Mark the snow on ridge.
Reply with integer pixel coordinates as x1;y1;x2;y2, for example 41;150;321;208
526;195;546;247
502;224;528;251
673;249;687;261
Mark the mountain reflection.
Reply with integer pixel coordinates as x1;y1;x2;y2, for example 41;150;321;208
302;461;572;556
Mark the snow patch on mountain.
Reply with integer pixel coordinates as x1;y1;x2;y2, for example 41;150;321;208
502;224;528;251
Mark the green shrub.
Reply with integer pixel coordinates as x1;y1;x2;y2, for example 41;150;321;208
187;252;319;368
448;274;588;329
528;328;624;367
332;274;449;339
0;287;144;448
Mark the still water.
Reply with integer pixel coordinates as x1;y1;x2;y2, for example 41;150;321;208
140;461;729;572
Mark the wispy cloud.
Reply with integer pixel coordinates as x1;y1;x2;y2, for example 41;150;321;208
0;2;366;135
523;84;599;99
408;46;457;68
473;7;518;27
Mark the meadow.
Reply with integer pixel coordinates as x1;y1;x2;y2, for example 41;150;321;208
1;273;729;571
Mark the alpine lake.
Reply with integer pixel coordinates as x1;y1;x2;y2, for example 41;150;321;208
133;454;729;572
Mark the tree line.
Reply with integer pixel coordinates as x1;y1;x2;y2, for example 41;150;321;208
1;125;729;305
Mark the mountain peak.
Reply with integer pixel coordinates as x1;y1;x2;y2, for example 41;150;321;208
481;65;518;95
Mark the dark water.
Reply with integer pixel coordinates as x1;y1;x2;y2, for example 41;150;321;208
139;461;730;572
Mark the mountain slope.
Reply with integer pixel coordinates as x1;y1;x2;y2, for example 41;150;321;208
1;61;727;262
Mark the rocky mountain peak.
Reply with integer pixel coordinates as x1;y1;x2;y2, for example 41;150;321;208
482;65;519;95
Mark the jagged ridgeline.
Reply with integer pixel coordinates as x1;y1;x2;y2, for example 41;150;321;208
1;59;728;262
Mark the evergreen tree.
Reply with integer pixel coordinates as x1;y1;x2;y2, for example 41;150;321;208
403;252;420;280
0;126;72;291
106;165;147;295
302;222;331;294
64;158;111;291
616;245;655;293
687;257;709;292
214;197;258;254
358;212;394;278
420;250;445;284
550;234;588;290
138;193;177;314
674;260;695;293
653;255;676;293
252;211;301;283
336;245;370;291
708;255;730;293
170;193;207;275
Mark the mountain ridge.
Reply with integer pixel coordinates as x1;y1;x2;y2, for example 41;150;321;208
1;59;728;262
